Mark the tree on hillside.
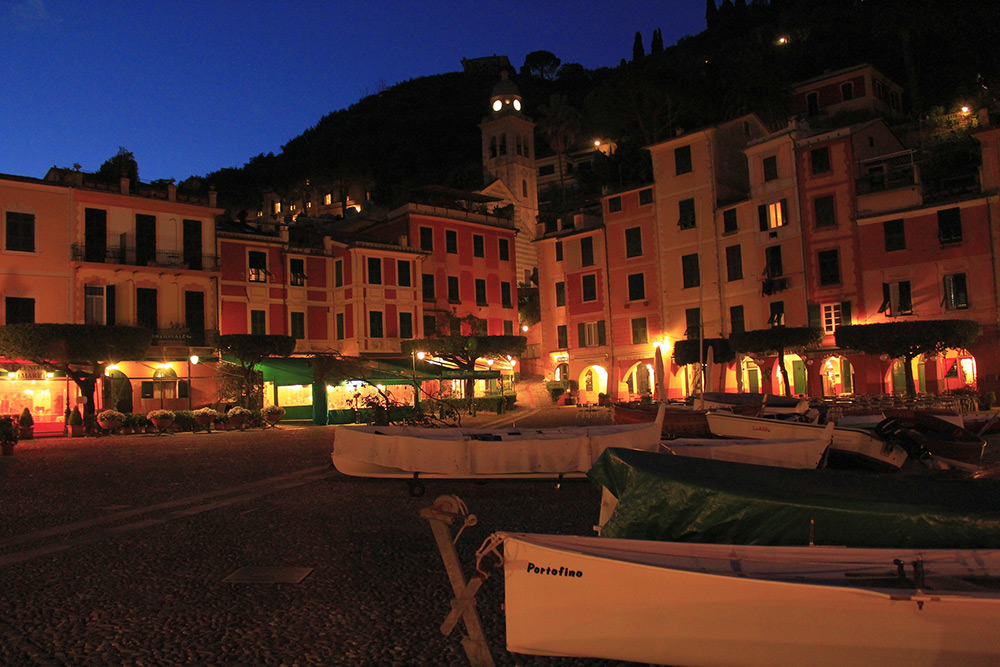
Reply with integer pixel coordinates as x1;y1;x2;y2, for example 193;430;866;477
731;327;823;397
537;94;582;200
401;315;525;416
632;32;645;61
0;324;152;429
521;50;562;80
651;28;664;54
835;320;981;398
217;334;296;409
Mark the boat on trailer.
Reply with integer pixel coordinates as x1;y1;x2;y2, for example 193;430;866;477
493;531;1000;667
331;404;665;493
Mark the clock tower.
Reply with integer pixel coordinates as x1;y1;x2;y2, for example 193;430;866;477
479;71;538;285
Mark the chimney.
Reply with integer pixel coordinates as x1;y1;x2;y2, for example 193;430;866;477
168;183;177;201
208;187;217;207
119;176;130;195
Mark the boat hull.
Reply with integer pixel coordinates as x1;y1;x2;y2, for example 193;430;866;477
500;532;1000;667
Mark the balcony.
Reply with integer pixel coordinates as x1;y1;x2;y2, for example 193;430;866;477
762;277;789;295
72;244;220;271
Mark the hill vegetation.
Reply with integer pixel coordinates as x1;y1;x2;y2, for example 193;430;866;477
195;0;1000;216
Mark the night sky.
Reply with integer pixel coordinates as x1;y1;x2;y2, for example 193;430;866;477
1;0;706;183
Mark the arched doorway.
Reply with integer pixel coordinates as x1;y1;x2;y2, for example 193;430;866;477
820;355;853;396
738;357;763;394
577;365;608;404
102;369;133;413
889;358;926;395
940;349;977;392
622;361;652;399
553;363;569;382
774;353;807;396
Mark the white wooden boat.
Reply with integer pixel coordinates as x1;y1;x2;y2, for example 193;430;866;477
331;404;664;481
707;411;908;472
495;531;1000;667
661;421;833;469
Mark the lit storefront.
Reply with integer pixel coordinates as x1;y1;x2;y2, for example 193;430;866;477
0;365;68;433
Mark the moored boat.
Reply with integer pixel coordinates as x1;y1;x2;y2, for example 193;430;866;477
661;421;833;469
495;531;1000;667
874;411;988;471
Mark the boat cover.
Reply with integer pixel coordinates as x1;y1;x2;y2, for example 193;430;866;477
588;447;1000;548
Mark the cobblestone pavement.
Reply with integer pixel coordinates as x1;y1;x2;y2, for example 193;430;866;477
0;392;643;666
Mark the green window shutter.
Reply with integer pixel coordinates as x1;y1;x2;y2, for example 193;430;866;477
807;303;821;329
758;204;768;231
840;301;852;326
597;320;606;346
106;284;116;325
578;322;586;348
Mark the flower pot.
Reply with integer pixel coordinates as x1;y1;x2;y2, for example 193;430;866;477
70;424;84;437
19;426;33;440
152;418;174;433
1;441;13;456
264;413;282;426
195;415;214;432
228;414;247;430
98;420;121;432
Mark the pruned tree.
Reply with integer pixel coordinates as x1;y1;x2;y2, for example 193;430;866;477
0;324;152;428
217;334;296;409
835;320;982;398
401;317;526;416
520;50;561;80
731;327;823;397
673;338;736;395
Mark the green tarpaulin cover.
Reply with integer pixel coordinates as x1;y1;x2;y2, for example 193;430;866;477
589;447;1000;548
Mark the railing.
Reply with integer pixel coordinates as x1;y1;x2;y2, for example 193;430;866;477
71;244;219;271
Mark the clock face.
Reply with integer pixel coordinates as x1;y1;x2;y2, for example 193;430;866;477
493;100;502;112
513;99;521;111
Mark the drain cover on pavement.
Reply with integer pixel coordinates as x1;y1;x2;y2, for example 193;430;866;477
224;566;314;584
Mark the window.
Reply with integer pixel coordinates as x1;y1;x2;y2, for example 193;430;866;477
758;199;788;230
448;276;460;302
810;147;831;174
581;237;594;266
763;155;778;181
631;317;648;344
625;227;643;258
400;312;414;339
422;274;436;300
84;208;107;262
499;238;510;261
639;188;654;205
336;312;344;340
841;81;854;102
608;196;622;213
290;312;305;340
539;164;555;176
678;198;696;229
446;229;458;254
726;245;743;281
423;314;437;337
85;285;105;324
503;320;514;335
814;195;836;228
764;245;783;277
6;212;35;252
879;281;912;316
582;274;597;302
681;254;700;289
5;296;34;324
675;145;693;175
475;278;487;305
943;273;968;310
367;257;382;285
557;325;568;349
730;305;745;334
248;251;268;282
884;219;905;251
137;288;157;330
335;259;343;287
555;281;565;307
685;308;700;338
501;282;512;308
473;234;484;257
324;193;332;205
419;227;433;251
397;260;411;287
578;320;606;347
555;241;563;261
768;301;785;327
822;303;844;334
937;207;962;245
289;258;306;286
522;180;528;197
369;311;383;338
250;309;266;335
183;219;202;270
818;249;841;286
627;273;645;301
723;208;737;233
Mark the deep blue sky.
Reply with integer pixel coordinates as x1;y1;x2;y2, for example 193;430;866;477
2;1;706;183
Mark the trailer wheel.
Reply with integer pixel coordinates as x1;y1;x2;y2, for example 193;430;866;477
408;480;426;497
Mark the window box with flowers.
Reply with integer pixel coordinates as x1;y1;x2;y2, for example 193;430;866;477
97;409;126;433
147;409;176;434
261;404;285;427
227;406;252;430
193;407;218;432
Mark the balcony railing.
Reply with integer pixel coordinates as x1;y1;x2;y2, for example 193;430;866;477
72;244;219;271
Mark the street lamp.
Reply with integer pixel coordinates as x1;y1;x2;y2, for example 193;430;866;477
411;350;425;408
187;355;199;410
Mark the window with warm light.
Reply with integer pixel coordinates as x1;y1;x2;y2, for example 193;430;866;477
631;317;648;345
758;199;788;230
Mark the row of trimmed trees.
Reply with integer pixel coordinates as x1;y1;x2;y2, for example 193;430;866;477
671;320;982;398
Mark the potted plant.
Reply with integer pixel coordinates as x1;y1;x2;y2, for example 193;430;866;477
0;416;18;455
193;407;218;432
147;409;175;434
18;407;34;440
68;407;84;437
227;406;252;430
97;409;126;433
261;404;285;427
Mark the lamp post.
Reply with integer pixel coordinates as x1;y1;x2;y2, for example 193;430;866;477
187;355;199;410
411;350;425;408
